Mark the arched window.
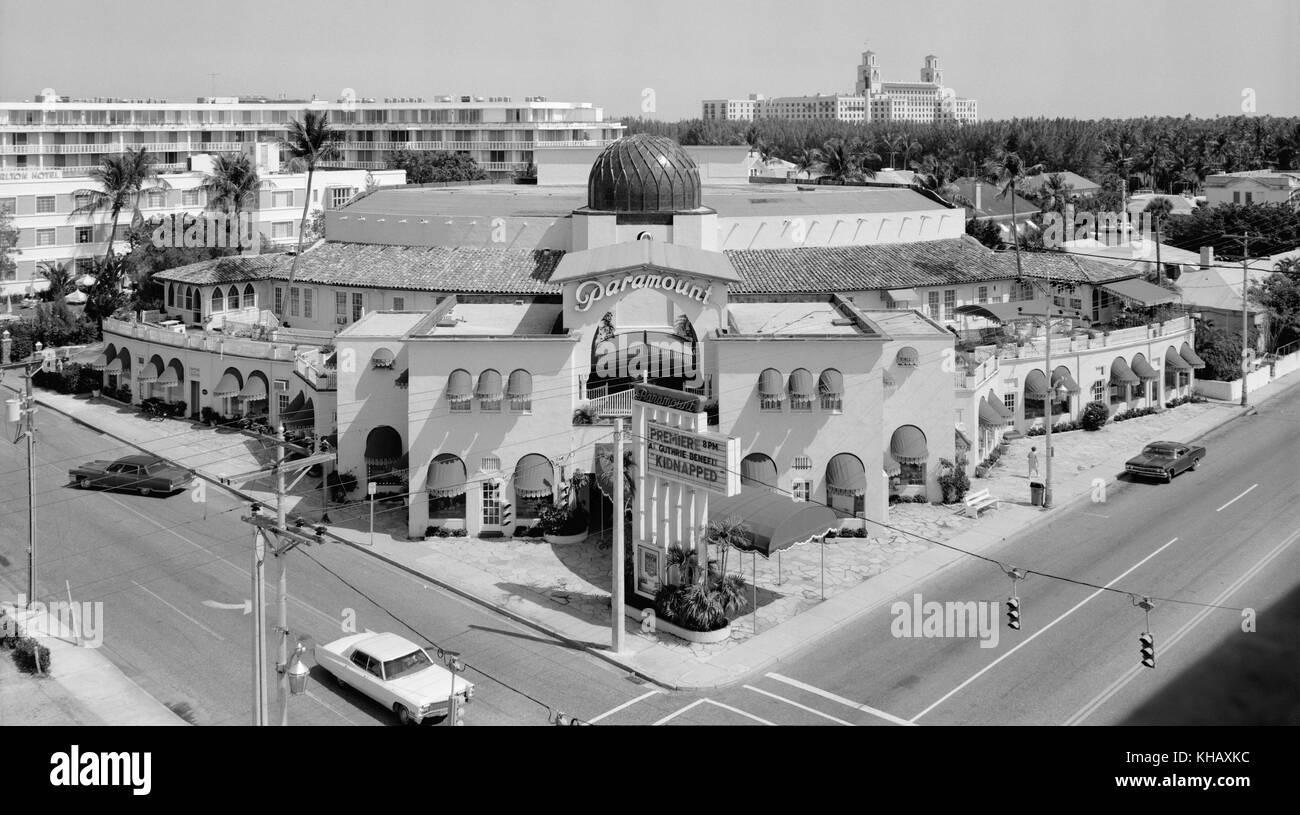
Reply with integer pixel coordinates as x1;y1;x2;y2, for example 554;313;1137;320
740;453;778;492
889;426;929;489
244;283;256;308
212;287;224;312
513;453;554;519
428;454;467;521
184;286;193;311
166;282;174;307
228;285;240;310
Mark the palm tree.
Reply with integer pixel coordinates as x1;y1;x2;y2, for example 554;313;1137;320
279;111;340;285
900;137;923;170
909;154;969;206
881;131;906;168
1143;197;1175;284
69;148;169;264
704;516;751;585
1036;172;1075;215
984;141;1045;274
792;147;820;180
38;260;74;301
198;152;270;225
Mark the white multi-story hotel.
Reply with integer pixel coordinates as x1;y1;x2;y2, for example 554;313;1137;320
0;91;624;179
701;95;765;122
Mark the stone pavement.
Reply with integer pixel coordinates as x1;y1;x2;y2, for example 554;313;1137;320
16;368;1300;692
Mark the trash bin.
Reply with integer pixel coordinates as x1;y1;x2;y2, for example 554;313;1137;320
1030;482;1045;506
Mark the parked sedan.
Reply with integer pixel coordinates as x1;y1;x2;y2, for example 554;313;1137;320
69;454;195;496
315;632;474;725
1124;441;1206;482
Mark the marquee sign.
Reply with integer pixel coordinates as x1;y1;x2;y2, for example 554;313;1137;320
574;274;713;312
633;383;705;413
644;420;740;497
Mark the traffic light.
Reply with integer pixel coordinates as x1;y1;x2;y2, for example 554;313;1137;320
1139;632;1156;669
1005;597;1021;630
447;695;465;726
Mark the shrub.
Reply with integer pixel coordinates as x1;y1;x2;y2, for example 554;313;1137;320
913;494;929;503
853;527;868;538
513;525;528;537
539;503;587;536
525;524;543;537
1027;425;1045;437
572;407;596;425
974;464;989;478
937;457;970;504
1081;400;1109;431
434;526;451;538
10;636;50;674
824;529;838;538
451;528;467;537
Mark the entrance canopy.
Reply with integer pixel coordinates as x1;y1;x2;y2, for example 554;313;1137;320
708;488;838;559
213;369;242;398
365;426;403;468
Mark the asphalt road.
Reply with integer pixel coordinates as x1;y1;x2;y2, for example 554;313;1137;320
4;383;1296;727
0;408;649;726
584;380;1300;726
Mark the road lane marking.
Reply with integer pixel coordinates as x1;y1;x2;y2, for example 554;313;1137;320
908;536;1180;724
743;685;854;725
702;699;776;725
766;673;913;726
1216;484;1258;512
588;689;661;723
303;688;364;724
1064;528;1300;725
132;581;226;642
653;699;707;725
1081;513;1110;519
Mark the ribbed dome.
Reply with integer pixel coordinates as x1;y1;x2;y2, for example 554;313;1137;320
587;134;702;213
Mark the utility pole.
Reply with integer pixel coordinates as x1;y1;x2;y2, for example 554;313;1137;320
1225;232;1254;407
611;418;625;653
226;436;334;726
3;340;42;610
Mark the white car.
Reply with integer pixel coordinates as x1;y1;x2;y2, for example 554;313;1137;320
315;632;474;725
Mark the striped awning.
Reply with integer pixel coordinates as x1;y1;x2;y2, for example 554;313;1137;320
1100;278;1179;307
1179;344;1206;369
1051;369;1081;394
1130;355;1158;381
788;368;816;400
213;371;242;398
446;369;474;403
979;397;1004;428
506;369;533;399
513;453;553;499
889;426;928;465
283;394;314;429
989;394;1014;419
758;368;784;400
740;454;778;489
239;376;267;400
826;453;867;497
1165;347;1192;372
138;360;162;384
818;368;843;396
883;453;901;477
370;347;396;369
475;369;502;400
1024;369;1051;399
427;454;467;499
708;487;838;558
1110;357;1139;386
156;364;180;389
896;347;919;367
91;352;110;372
105;357;123;375
365;426;403;468
955;428;972;453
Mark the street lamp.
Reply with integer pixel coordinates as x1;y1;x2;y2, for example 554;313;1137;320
1041;380;1069;509
435;647;467;726
284;639;312;696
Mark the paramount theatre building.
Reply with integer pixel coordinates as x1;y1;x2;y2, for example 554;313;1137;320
141;134;1193;576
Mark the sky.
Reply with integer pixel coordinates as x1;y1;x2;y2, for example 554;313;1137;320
1;0;1296;121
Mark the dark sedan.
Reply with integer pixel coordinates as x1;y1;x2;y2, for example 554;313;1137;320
69;454;195;496
1124;441;1206;483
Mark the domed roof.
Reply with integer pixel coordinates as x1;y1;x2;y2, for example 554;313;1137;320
587;134;702;213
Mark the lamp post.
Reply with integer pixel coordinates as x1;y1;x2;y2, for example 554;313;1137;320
368;481;377;546
3;338;42;609
436;648;467;726
275;636;312;724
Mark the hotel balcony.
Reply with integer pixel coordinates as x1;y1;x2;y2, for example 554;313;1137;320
295;349;337;391
103;315;301;362
980;316;1194;362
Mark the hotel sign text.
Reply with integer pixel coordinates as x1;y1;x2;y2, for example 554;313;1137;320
645;420;739;497
574;274;712;312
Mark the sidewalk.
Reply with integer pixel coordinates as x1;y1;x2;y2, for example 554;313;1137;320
21;369;1300;692
0;594;188;726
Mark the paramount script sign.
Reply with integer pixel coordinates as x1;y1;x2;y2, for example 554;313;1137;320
644;420;739;497
574;274;712;312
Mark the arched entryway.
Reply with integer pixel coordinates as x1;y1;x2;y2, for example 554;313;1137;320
105;347;132;400
238;370;270;418
427;454;467;526
1165;346;1192;396
825;452;866;517
1131;353;1158;406
740;453;778;492
365;426;405;485
139;353;166;400
213;367;243;420
889;425;929;496
513;454;555;520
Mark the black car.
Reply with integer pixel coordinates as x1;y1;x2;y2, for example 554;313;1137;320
1124;441;1206;482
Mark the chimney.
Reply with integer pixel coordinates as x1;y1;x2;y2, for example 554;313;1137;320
1199;246;1214;269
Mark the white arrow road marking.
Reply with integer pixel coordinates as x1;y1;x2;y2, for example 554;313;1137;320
202;599;252;614
133;581;226;642
767;673;912;726
908;536;1180;724
1216;483;1258;512
1064;528;1299;725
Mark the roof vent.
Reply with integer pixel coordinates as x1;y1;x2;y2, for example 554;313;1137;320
831;318;855;326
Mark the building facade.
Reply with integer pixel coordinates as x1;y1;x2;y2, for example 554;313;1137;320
1204;170;1300;207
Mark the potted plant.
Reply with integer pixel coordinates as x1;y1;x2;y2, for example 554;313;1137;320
539;502;588;544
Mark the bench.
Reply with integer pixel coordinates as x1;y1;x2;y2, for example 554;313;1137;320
963;488;1001;517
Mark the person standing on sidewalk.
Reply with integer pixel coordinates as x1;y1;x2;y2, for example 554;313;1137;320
1027;446;1040;478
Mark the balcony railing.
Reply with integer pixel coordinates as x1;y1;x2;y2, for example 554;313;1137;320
985;316;1193;361
102;316;299;362
295;350;336;390
955;355;999;389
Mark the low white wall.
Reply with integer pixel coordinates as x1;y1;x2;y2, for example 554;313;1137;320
1195;364;1281;401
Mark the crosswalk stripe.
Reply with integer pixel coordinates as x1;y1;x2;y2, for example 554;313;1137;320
744;685;854;725
767;673;913;726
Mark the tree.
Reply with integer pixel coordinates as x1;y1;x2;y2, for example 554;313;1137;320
119;215;235;307
38;260;75;301
1035;172;1075;215
1194;320;1260;381
1162;202;1300;259
388;149;488;184
703;516;751;588
83;255;131;326
68;148;169;264
1;208;20;310
1248;260;1300;352
1143;197;1175;283
816;138;879;183
966;217;1003;249
198;152;269;228
984;138;1045;278
279;111;340;286
792;147;820;180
